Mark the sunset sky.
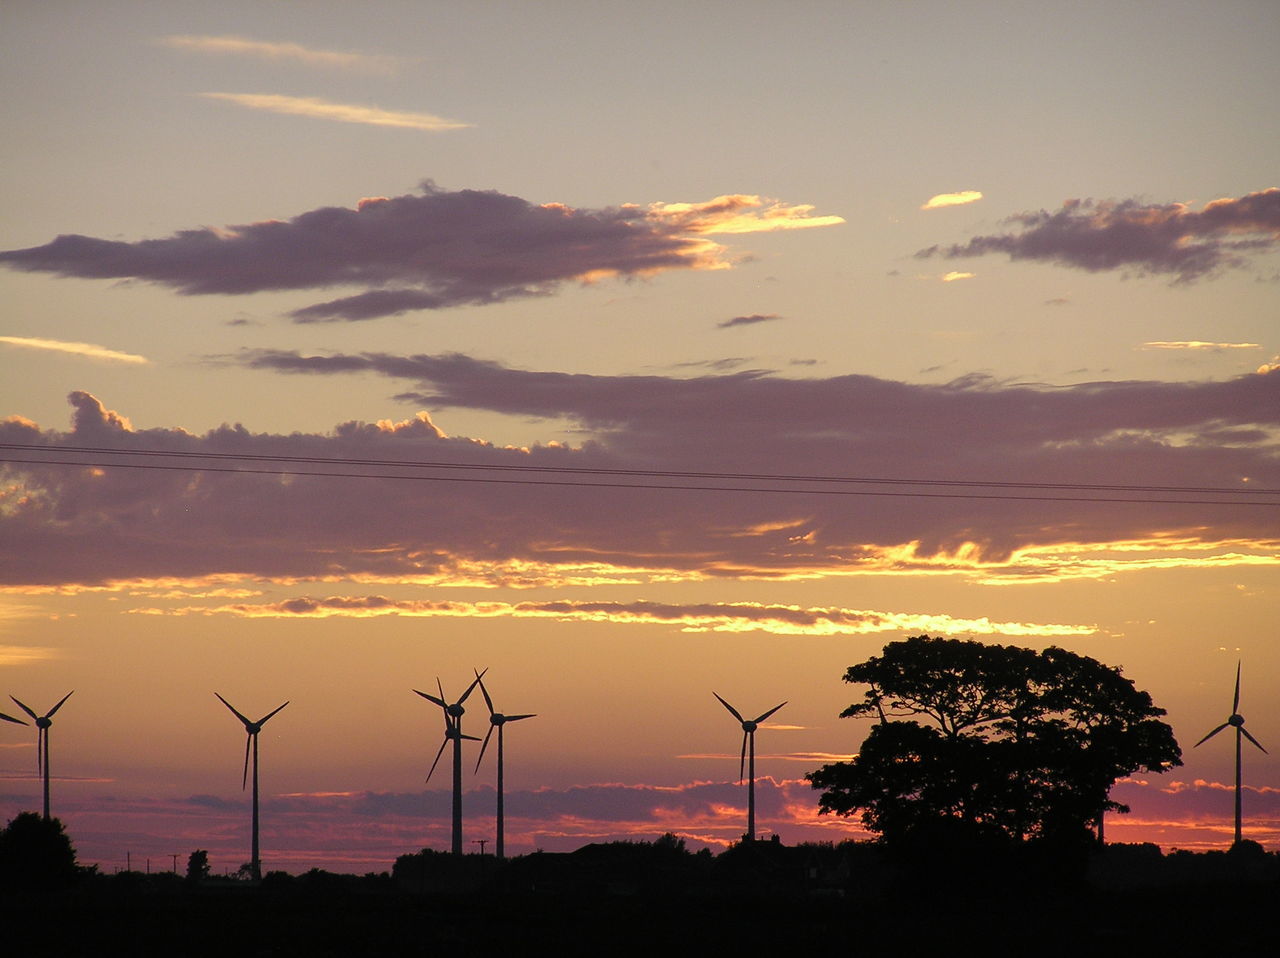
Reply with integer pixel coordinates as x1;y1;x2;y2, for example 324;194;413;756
1;0;1277;875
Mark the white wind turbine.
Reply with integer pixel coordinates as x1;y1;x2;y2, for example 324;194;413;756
8;691;74;821
215;693;289;880
1194;662;1268;846
473;672;535;860
714;692;786;842
415;670;485;854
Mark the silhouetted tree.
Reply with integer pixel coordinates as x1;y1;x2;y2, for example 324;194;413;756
185;849;210;883
0;812;78;890
808;636;1181;851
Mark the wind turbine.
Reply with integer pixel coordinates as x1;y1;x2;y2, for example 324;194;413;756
714;692;786;842
215;693;289;880
8;691;74;820
1194;662;1268;846
473;672;535;860
414;670;485;854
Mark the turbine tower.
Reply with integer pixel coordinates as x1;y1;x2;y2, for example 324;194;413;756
8;691;74;820
215;693;289;880
714;692;786;842
473;672;535;860
1194;661;1268;846
415;670;485;854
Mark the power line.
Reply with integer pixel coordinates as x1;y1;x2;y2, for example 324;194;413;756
1;441;1275;497
1;448;1275;507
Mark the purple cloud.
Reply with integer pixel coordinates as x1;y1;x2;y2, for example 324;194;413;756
916;188;1280;282
1;360;1276;589
717;313;781;329
0;185;840;321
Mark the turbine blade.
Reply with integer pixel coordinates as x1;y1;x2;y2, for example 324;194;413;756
0;711;27;726
750;701;788;725
714;692;744;723
1194;723;1230;747
506;713;536;722
1233;661;1241;713
460;733;481;742
1241;727;1268;754
426;736;449;783
458;668;487;705
739;731;748;783
476;672;495;716
475;724;496;773
242;734;252;790
413;688;447;709
214;693;253;729
437;677;446;704
8;696;38;722
256;701;289;726
45;690;75;719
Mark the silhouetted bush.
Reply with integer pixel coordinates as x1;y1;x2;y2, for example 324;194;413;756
0;812;78;890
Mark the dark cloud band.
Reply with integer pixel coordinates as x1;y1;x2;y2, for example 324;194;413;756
917;188;1280;282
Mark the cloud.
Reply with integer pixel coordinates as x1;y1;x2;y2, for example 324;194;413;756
1142;341;1261;351
0;644;61;666
0;363;1276;589
158;34;402;73
916;188;1280;282
0;184;842;322
717;313;781;329
199;93;469;131
921;191;983;210
0;336;149;364
128;595;1094;638
644;196;844;235
940;271;975;282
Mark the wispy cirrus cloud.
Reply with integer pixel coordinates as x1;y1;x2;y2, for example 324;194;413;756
0;644;61;666
199;93;469;131
127;595;1095;638
921;190;983;210
717;313;781;329
917;188;1280;282
0;184;841;322
158;34;403;73
0;336;148;364
1142;341;1261;351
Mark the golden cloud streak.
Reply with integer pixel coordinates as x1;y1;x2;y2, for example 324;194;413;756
0;644;61;666
644;195;845;235
199;93;471;131
159;35;401;73
126;595;1094;638
1142;341;1261;350
921;190;984;210
941;271;975;282
3;537;1273;599
0;336;148;364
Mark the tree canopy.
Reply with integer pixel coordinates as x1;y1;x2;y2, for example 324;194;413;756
807;636;1182;849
